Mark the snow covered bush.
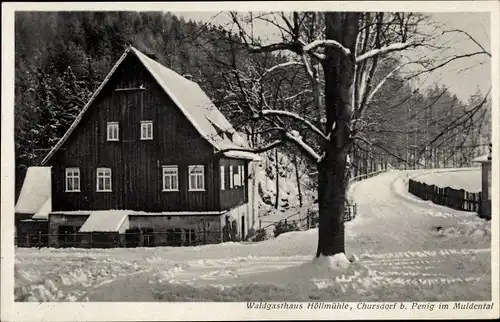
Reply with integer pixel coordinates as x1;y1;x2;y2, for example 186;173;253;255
273;219;300;238
253;228;269;242
244;228;256;241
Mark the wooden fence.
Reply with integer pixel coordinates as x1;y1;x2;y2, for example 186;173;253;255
408;179;482;213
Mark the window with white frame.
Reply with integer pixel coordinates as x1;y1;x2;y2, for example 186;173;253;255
96;168;112;192
140;121;153;140
65;168;80;192
240;165;245;186
234;166;241;187
162;165;179;191
107;122;119;141
188;165;205;191
229;165;234;189
220;165;225;190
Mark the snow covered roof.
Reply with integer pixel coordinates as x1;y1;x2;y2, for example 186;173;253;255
15;167;51;215
223;150;262;161
472;154;491;163
41;46;260;164
30;199;51;220
78;211;129;233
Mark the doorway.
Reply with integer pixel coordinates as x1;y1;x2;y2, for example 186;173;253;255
241;216;245;240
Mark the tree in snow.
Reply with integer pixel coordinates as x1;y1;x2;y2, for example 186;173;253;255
215;12;491;258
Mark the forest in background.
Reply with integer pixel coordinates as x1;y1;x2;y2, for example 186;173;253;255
14;11;492;200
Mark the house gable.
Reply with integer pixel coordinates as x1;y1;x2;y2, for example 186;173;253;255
42;46;258;166
41;46;259;213
47;53;218;212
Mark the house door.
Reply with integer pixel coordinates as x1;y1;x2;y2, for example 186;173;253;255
125;228;141;248
241;216;245;240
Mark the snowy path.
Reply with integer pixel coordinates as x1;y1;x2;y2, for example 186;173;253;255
15;170;491;302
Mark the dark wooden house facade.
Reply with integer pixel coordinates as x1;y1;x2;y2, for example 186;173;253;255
37;46;261;248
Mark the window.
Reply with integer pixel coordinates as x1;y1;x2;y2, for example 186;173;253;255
140;121;153;140
229;165;234;189
65;168;80;192
220;166;225;190
240;165;245;186
162;165;179;191
188;165;205;191
234;166;241;187
107;122;119;141
96;168;112;192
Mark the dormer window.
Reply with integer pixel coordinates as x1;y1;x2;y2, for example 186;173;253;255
107;122;119;141
140;121;153;140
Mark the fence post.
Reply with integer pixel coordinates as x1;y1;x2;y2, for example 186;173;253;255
26;235;29;248
259;219;262;230
65;231;68;247
479;192;482;217
90;231;93;248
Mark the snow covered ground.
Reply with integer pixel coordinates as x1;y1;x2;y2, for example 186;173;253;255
412;168;482;192
14;170;491;302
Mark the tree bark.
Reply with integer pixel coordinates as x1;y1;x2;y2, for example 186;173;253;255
315;12;359;257
274;148;280;209
294;154;303;207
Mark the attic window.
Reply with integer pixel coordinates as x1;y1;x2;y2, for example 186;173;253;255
140;121;153;140
107;122;119;141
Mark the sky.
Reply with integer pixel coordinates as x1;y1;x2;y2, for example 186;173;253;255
177;11;491;102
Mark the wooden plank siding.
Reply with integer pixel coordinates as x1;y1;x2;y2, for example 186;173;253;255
49;54;223;212
219;158;248;210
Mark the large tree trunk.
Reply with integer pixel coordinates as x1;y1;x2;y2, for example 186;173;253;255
315;12;359;258
316;148;348;256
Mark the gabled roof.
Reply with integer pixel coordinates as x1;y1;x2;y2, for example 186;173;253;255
41;46;260;164
15;166;51;215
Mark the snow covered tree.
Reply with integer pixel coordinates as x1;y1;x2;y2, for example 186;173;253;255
218;11;491;259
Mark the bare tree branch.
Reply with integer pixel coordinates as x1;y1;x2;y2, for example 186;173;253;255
260;61;304;80
406;51;490;80
417;88;491;157
442;29;491;57
356;42;420;62
284;131;321;162
304;39;351;56
260;109;328;141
